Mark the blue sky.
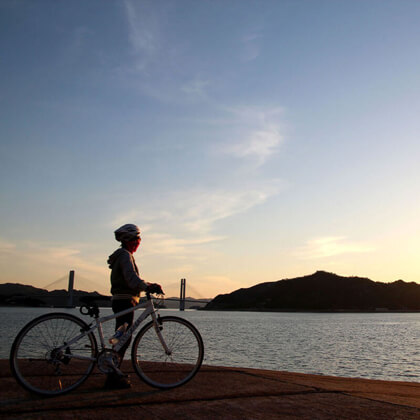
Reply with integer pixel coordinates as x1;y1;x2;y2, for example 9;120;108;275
1;0;419;297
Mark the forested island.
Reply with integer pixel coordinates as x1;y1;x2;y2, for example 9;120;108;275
0;283;208;309
2;271;420;311
0;283;110;307
204;271;420;312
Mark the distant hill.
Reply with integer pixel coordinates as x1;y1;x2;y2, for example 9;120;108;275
0;283;109;307
0;283;210;309
204;271;420;311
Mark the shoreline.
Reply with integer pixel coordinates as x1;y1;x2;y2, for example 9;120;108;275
2;304;420;313
1;360;419;419
201;308;420;313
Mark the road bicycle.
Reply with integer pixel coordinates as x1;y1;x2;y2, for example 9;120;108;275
9;291;204;397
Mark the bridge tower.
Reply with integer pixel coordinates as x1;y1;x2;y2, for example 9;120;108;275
68;270;75;308
180;278;186;311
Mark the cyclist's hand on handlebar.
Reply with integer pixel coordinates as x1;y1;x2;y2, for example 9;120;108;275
146;283;164;295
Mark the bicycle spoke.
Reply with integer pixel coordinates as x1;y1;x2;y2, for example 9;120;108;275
132;316;203;389
10;313;97;396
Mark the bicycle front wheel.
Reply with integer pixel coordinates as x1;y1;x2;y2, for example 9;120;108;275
131;316;204;389
10;313;97;396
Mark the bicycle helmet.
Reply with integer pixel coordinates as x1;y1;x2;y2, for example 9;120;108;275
114;224;141;242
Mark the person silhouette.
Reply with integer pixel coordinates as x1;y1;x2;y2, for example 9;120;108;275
106;223;162;389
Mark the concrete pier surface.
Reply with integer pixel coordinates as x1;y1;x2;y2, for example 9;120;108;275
1;360;419;419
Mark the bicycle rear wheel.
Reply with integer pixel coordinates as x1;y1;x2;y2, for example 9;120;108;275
131;316;204;389
10;313;97;396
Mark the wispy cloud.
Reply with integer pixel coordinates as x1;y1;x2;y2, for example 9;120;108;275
226;127;282;165
112;182;283;251
141;231;224;257
180;186;281;233
296;236;374;259
181;77;211;100
0;238;16;256
122;0;211;104
220;105;285;166
25;241;107;275
0;240;109;291
240;32;263;62
124;0;161;72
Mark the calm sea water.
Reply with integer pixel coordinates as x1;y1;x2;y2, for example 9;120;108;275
1;307;419;382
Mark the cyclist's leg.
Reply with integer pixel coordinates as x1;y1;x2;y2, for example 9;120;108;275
105;298;136;389
111;298;135;362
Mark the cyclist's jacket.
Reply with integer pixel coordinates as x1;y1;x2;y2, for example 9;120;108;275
108;248;147;299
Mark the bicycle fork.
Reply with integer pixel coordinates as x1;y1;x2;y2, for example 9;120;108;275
153;314;172;356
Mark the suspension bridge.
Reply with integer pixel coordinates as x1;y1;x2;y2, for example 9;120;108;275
42;271;211;310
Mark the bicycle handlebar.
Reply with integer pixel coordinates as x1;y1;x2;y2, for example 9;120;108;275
145;283;164;295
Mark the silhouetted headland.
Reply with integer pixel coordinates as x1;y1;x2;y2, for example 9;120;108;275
0;283;208;309
0;283;110;308
205;271;420;312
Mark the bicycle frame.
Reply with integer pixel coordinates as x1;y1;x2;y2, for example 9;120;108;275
11;293;204;395
57;295;168;361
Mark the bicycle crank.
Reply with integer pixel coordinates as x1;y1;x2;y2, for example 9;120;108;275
97;349;122;374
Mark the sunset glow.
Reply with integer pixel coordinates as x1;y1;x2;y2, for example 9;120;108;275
1;1;419;298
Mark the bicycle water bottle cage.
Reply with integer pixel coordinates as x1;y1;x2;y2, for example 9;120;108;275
80;304;99;318
79;296;100;318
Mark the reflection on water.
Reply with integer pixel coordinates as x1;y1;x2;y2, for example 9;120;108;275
2;307;419;382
